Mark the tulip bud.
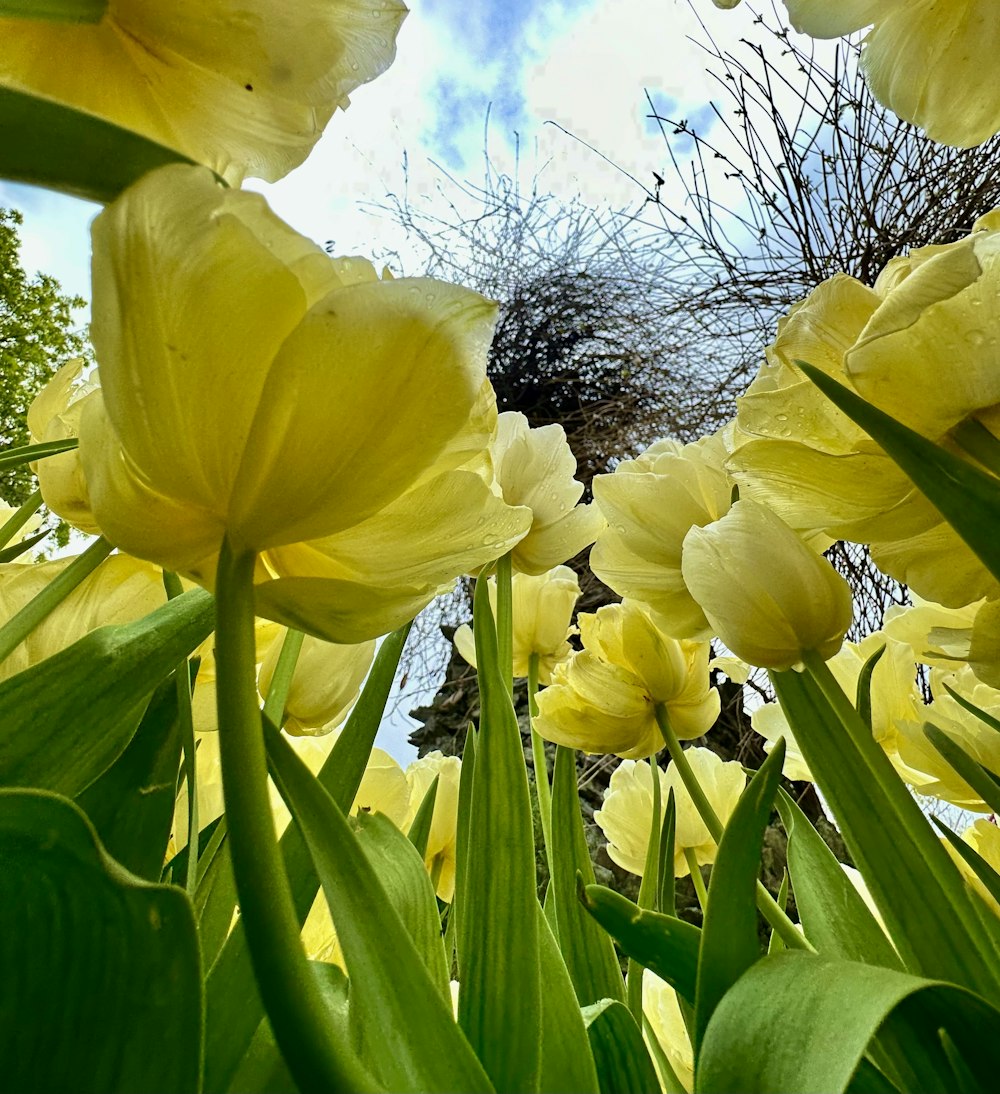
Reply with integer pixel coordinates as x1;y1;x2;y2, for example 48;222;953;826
681;499;852;670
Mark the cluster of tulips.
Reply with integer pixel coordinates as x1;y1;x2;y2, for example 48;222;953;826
3;2;1000;1092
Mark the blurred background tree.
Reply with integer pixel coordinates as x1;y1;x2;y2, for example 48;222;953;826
1;207;88;509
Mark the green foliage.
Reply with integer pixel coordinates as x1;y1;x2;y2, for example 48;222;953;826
0;206;87;506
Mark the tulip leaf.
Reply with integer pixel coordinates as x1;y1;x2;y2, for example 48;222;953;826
0;529;50;563
536;906;602;1094
0;0;106;19
698;951;1000;1094
582;999;662;1094
551;744;626;1006
0;586;214;798
797;361;1000;587
933;817;1000;909
694;740;784;1053
942;681;1000;735
658;788;677;915
265;725;491;1094
457;576;541;1092
407;771;440;860
775;789;901;970
203;624;409;1093
580;884;701;1005
772;661;1000;1002
0;436;78;470
352;810;450;1003
924;723;1000;815
0;789;201;1094
74;676;182;881
855;643;886;733
0;86;198;203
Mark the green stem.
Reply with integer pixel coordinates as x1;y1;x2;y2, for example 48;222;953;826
0;487;42;550
527;652;553;869
684;848;709;913
495;551;513;697
0;534;113;667
214;539;373;1094
262;628;305;726
164;570;199;895
952;417;1000;478
655;704;808;952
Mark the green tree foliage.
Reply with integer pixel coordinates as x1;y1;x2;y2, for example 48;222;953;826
0;206;87;505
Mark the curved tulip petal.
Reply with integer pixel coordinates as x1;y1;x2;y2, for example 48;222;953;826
781;0;898;37
862;1;1000;147
230;278;499;549
511;502;603;575
0;1;407;183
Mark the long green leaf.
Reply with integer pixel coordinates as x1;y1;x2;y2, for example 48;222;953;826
203;623;409;1093
0;790;201;1093
580;885;701;1006
536;907;601;1094
551;744;626;1006
694;740;784;1052
582;999;661;1094
925;723;1000;814
772;661;1000;1000
775;789;901;970
698;952;1000;1094
0;587;213;797
266;725;492;1094
0;86;197;203
457;576;541;1092
798;361;1000;586
74;676;181;880
933;818;1000;910
0;437;78;470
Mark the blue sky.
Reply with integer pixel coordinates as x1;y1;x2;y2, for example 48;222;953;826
0;0;758;303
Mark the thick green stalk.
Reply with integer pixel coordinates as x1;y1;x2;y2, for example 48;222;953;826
0;487;41;549
528;651;553;868
495;551;514;697
214;540;374;1094
654;704;808;952
0;534;113;667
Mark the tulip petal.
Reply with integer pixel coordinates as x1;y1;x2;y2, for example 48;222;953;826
0;1;407;182
229;278;499;548
861;0;1000;147
90;166;334;517
782;0;901;37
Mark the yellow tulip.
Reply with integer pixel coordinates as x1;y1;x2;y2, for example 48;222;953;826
0;0;407;184
591;430;733;639
453;564;580;683
0;552;165;679
489;411;603;574
404;751;461;902
642;970;694;1093
79;165;530;643
533;599;719;759
257;628;375;736
594;759;668;876
664;746;746;877
27;357;101;534
0;498;42;555
681;500;853;670
782;0;1000;147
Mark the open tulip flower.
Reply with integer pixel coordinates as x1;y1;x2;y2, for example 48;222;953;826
0;0;407;185
591;430;734;640
79;164;531;644
533;598;719;758
489;411;603;574
780;0;1000;148
453;564;580;683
